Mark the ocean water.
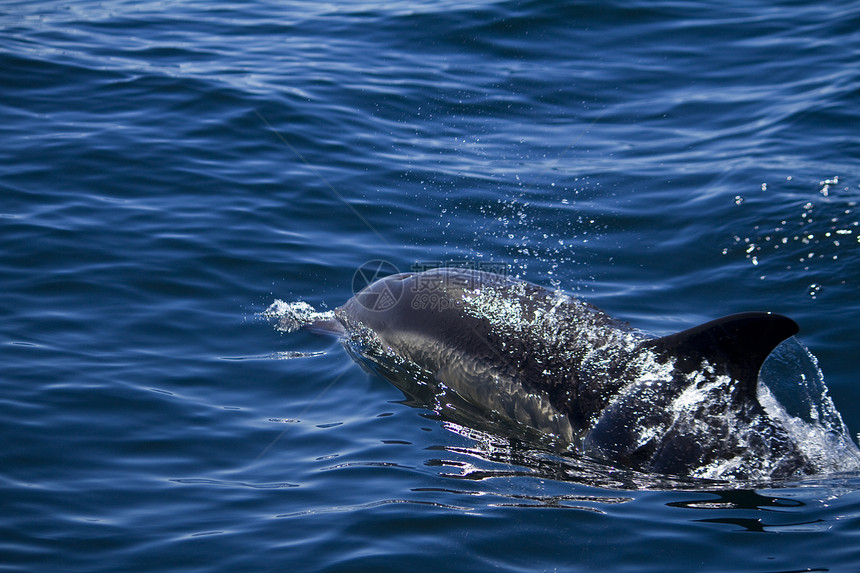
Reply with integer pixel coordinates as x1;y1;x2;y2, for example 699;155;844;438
2;0;860;570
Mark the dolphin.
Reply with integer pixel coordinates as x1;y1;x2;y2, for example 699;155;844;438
286;267;855;480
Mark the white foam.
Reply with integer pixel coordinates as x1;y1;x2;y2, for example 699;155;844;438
260;299;334;333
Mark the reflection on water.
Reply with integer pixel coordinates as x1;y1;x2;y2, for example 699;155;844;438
667;490;835;534
668;489;805;511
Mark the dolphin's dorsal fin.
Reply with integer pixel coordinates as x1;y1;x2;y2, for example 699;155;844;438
643;312;799;396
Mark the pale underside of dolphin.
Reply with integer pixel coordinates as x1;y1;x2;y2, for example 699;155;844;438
286;267;859;480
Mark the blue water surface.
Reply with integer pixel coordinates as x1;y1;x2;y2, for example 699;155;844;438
2;0;860;571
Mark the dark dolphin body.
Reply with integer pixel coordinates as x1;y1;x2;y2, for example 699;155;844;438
304;267;852;480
